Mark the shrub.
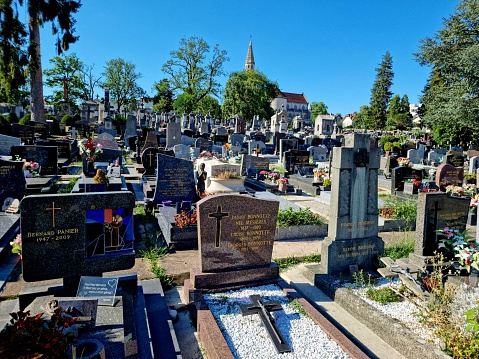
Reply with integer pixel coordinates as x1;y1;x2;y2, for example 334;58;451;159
61;114;75;126
6;112;19;124
379;195;417;222
383;239;414;261
0;116;11;135
276;207;324;227
366;287;401;305
18;114;31;125
383;142;392;151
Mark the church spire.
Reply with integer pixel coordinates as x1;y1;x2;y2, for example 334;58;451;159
245;39;255;70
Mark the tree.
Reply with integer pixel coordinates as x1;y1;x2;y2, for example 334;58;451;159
310;102;328;124
0;0;28;104
152;78;174;113
386;94;412;130
353;105;371;129
20;0;81;123
367;51;394;129
197;95;221;119
80;64;102;101
162;36;229;107
222;69;278;121
43;53;87;111
102;58;144;114
415;0;479;140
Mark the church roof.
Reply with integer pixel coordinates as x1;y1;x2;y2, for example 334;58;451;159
245;40;255;70
279;92;308;104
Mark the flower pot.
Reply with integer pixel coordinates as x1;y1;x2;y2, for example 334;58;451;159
467;211;477;226
84;161;95;177
278;183;287;193
69;339;105;359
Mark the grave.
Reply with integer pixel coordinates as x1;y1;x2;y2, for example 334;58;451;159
11;123;34;144
319;134;384;274
173;143;190;160
94;132;119;150
229;133;245;147
0;134;21;156
283;149;309;173
141;147;158;175
279;138;298;163
391;166;423;194
308;145;327;162
469;156;479;174
427;150;443;165
435;163;463;190
195;137;213;153
0;159;26;207
445;150;464;167
407;148;425;165
383;156;398;179
166;122;181;148
240;154;270;176
10;145;58;176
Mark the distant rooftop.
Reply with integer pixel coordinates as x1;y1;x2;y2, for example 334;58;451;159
279;92;308;104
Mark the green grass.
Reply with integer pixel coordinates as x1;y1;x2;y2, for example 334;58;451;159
134;204;149;225
302;253;321;263
379;195;417;222
287;298;309;317
366;287;401;305
276;207;324;227
274;256;299;271
383;238;415;261
140;245;173;289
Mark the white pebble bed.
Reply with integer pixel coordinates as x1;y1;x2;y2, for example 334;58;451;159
343;277;479;348
204;284;351;359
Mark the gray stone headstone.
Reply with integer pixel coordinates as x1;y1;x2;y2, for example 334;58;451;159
173;144;191;160
0;134;21;156
445;150;465;167
470;156;479;174
152;154;196;204
229;134;245;147
199;122;209;134
407;149;425;164
124;116;137;143
10;145;58;176
190;147;201;159
95;132;119;150
427;151;442;164
308;146;328;162
0;159;26;205
229;145;241;157
248;140;266;155
197;194;279;272
21;192;136;282
98;126;117;137
166;122;181;148
216;126;227;136
320;134;384;275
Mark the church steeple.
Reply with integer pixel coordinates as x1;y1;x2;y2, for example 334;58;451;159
245;39;255;70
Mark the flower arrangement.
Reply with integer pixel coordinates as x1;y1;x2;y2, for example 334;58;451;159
446;183;476;197
22;160;40;178
223;143;231;150
277;178;289;184
268;172;280;180
463;183;476;197
397;157;412;167
10;234;21;259
214;170;241;179
174;210;197;228
79;139;103;162
470;196;478;212
111;215;123;226
437;227;478;272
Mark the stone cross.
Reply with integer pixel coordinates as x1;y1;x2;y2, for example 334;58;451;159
208;205;229;247
240;295;291;353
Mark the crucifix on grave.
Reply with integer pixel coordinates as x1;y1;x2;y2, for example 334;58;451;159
240;295;291;353
208;205;229;248
46;201;62;228
253;144;261;157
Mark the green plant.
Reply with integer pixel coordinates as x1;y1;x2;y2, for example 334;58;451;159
140;245;173;288
383;238;415;261
383;142;392;151
57;177;79;194
276;207;324;227
274;256;299;271
322;178;332;187
366;287;401;305
379;195;417;222
0;308;78;358
287;299;309;317
61;114;76;126
302;253;321;263
18;114;31;125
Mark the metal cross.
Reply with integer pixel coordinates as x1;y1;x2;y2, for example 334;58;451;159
240;295;291;353
254;144;261;157
46;201;62;228
208;205;229;248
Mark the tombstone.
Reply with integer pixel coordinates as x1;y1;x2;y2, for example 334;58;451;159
10;145;58;176
20;192;135;282
140;130;158;153
229;145;241;157
383;156;398;179
152;154;196;205
187;193;279;288
469;156;479;174
321;137;339;155
435;163;463;190
235;117;245;134
199;122;209;134
0;159;26;206
166;122;181;148
310;137;322;147
417;143;427;152
467;149;479;160
195;137;212;153
141;147;159;175
407;149;425;165
320;134;384;274
391;166;423;193
279;138;298;162
445;150;464;167
240;154;270;176
173;144;191;160
30;121;48;140
248;140;266;155
229;133;245;147
124;115;137;144
414;192;470;257
283;150;310;173
308;146;327;162
0;134;21;156
94;132;119;150
12;123;34;144
428;151;443;165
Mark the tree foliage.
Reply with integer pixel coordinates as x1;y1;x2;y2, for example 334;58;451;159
152;78;174;113
162;36;229;108
102;58;144;114
222;69;278;120
367;51;394;129
387;94;412;130
415;0;479;143
311;102;328;123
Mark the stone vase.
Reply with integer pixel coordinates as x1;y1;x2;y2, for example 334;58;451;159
206;178;246;194
467;210;477;226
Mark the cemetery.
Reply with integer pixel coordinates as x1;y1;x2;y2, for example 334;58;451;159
0;107;478;359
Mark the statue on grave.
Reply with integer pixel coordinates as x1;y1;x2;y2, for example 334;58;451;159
195;163;207;196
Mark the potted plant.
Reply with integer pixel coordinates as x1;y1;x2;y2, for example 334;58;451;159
468;195;478;225
464;171;476;184
437;227;479;274
320;178;332;191
277;178;288;193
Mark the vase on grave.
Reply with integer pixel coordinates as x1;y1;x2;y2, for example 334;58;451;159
403;182;418;195
278;182;287;193
69;339;105;359
467;210;477;226
84;161;95;177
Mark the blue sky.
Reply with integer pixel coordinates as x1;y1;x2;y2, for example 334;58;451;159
32;0;460;115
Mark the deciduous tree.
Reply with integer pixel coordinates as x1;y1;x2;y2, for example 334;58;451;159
310;102;328;124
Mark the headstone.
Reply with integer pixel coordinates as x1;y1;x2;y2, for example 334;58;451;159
30;121;48;139
279;139;298;162
383;156;398;179
283;150;310;173
308;146;327;162
445;150;464;167
166;122;181;148
273;132;286;155
20;192;136;282
407;149;425;164
248;140;266;155
229;145;241;157
0;159;26;205
141;147;159;175
320;134;384;274
12;123;34;144
195;137;212;152
36;139;75;159
0;134;21;155
197;194;279;272
321;137;339;155
77;276;119;306
152;154;196;204
10;145;58;176
173;144;191;160
391;166;423;193
240;154;270;176
435;163;463;189
124;116;137;143
141;130;158;153
230;134;245;147
414;193;470;256
216;126;227;136
94;132;119;150
469;156;479;174
428;151;443;165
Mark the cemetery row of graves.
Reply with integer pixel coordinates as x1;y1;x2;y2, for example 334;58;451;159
0;113;477;358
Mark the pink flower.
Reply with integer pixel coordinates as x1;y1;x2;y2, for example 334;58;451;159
97;143;103;150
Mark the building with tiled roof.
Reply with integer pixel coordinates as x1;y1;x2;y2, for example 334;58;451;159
271;91;312;125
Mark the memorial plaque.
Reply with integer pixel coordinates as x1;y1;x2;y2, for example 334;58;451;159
77;276;119;306
10;145;58;176
30;121;48;139
435;163;463;189
57;299;98;328
197;194;279;272
240;154;270;176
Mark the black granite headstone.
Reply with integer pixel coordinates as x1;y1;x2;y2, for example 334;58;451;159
29;121;48;139
0;159;26;205
195;137;213;152
391;166;422;194
12;123;34;144
141;147;158;175
283;150;310;173
10;145;58;176
240;154;270;176
20;192;135;282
